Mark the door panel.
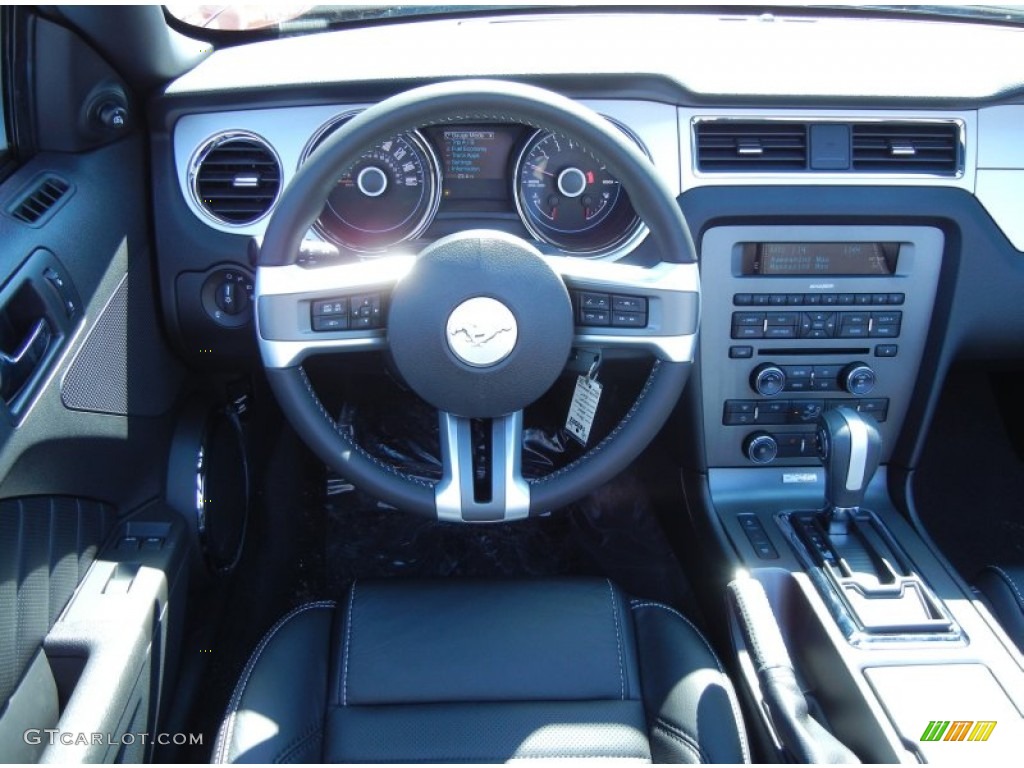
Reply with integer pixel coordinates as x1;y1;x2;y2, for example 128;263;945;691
0;10;189;762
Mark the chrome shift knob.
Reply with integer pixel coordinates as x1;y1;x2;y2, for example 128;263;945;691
816;407;882;514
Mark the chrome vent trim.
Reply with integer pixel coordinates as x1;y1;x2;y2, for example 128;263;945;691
189;131;282;226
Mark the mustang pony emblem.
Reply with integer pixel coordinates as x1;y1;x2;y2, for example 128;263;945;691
445;297;519;367
448;323;514;347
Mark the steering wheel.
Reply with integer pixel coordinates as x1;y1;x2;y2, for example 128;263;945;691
255;80;700;522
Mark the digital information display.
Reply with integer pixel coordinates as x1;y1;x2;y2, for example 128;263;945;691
741;242;899;276
426;125;523;204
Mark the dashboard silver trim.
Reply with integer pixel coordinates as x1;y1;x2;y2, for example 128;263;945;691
172;99;681;253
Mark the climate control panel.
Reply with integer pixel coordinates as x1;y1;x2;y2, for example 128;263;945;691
750;362;877;397
699;225;943;468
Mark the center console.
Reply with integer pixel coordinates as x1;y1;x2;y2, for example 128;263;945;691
696;225;1024;762
699;225;942;468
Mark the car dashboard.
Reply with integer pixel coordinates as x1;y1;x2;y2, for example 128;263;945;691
145;8;1024;761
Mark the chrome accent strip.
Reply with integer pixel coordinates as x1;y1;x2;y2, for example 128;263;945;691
845;411;869;493
682;111;974;191
436;411;529;523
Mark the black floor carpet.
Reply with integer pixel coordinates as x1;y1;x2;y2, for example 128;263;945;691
913;368;1024;581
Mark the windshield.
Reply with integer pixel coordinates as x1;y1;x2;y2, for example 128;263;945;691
164;4;519;32
164;4;1024;33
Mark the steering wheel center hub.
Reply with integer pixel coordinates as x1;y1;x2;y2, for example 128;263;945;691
445;297;519;367
387;230;573;418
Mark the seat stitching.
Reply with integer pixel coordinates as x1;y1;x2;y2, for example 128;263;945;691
341;582;357;707
214;600;335;764
629;601;723;673
273;723;323;764
987;566;1024;611
606;579;626;700
653;718;708;763
631;600;750;763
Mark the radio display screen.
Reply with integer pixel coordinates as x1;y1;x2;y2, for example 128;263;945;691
741;242;899;276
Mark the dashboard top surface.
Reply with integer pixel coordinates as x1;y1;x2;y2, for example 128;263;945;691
166;10;1024;104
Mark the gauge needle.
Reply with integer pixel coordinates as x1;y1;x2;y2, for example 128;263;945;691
528;163;554;177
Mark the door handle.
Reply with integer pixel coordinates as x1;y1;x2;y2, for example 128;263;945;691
0;318;53;401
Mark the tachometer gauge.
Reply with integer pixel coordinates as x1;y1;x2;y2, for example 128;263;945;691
301;113;441;252
514;125;647;256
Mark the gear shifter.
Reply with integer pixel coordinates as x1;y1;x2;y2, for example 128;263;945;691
816;407;882;535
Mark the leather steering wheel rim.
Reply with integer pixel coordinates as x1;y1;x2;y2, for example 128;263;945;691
257;79;699;520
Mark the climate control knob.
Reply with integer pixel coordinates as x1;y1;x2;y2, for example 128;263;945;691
840;362;877;396
744;432;779;464
751;364;786;397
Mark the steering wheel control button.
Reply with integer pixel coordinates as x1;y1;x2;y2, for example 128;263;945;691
312;315;348;332
580;292;610;311
581;309;610;326
387;231;573;418
611;311;646;328
310;293;385;332
312;299;348;316
573;290;647;327
445;297;519;367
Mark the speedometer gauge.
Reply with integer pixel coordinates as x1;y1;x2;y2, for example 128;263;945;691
301;113;441;252
514;124;647;256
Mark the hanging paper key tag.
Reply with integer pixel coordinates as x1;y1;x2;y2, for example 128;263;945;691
565;370;603;446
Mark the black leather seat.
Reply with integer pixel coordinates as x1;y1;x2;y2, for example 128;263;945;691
975;565;1024;653
213;578;749;763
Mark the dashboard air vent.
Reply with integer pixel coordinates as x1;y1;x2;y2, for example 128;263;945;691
8;175;71;225
695;122;808;171
192;133;282;225
851;123;960;174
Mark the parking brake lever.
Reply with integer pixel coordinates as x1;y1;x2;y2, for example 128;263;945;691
728;574;861;764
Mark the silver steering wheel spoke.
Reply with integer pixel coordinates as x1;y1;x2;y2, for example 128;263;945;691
435;410;529;523
544;256;701;363
255;254;416;368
